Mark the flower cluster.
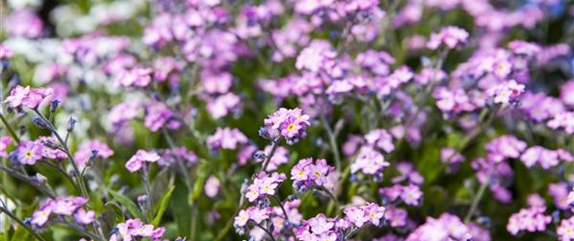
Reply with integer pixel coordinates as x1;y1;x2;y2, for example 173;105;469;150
507;206;552;236
31;196;93;226
4;85;53;109
290;157;335;192
262;108;310;144
207;127;248;150
110;219;165;241
406;213;471;241
245;172;286;203
557;216;574;241
343;203;387;227
520;146;573;169
73;140;114;166
427;26;469;50
379;184;424;206
125;149;161;172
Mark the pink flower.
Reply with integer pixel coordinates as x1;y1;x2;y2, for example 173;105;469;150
204;176;220;198
116;67;153;87
234;209;250;227
125;150;160;172
207;127;248;150
4;86;30;108
6;9;43;38
0;44;13;59
74;209;95;225
31;201;53;226
4;85;53;109
307;214;334;234
74;140;114;166
557;216;574;241
364;203;386;226
400;184;423;206
245;172;286;202
507;206;551;236
16;140;43;165
364;129;395;153
427;26;469;50
0;136;12;158
51;197;87;216
406;213;471;241
344;207;368;227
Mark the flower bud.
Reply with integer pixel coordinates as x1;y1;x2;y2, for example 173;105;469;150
41;139;58;149
253;151;266;161
49;99;60;113
67;116;77;132
86;150;99;167
32;117;49;129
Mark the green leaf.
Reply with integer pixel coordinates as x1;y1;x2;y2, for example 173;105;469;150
106;188;145;220
9;226;29;241
171;179;192;237
152;185;175;226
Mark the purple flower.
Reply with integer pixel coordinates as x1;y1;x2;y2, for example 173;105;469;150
557;216;574;241
364;129;395;153
31;201;53;226
291;157;335;192
384;207;407;227
206;93;241;119
427;26;469;50
561;80;574;107
351;146;390;176
406;213;471;241
74;140;114;166
485;135;527;163
308;213;334;234
4;85;53;109
0;44;13;59
245;172;286;203
548;111;574;134
6;9;43;38
74;209;95;225
51;197;87;216
115;67;153;87
548;182;570;210
0;136;12;158
263;108;310;144
207;127;248;150
204;175;220;198
486;80;525;104
125;150;161;172
507;206;551;236
16;140;43;165
144;100;178;132
401;184;423;206
234;209;250;228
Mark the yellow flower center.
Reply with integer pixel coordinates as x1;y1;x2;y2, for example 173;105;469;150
287;123;295;132
25;151;32;158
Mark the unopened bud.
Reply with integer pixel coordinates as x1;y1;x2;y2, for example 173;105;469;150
86;150;99;167
50;100;60;113
32;117;48;129
41;139;58;149
67;116;77;132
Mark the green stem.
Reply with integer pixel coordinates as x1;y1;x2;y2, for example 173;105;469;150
215;139;281;241
319;113;342;172
271;195;297;240
0;113;19;143
0;206;47;241
463;177;490;223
